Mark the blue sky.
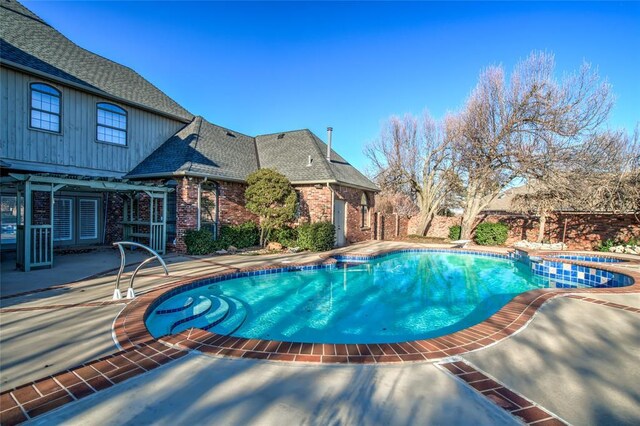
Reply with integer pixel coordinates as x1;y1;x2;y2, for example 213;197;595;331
24;1;640;171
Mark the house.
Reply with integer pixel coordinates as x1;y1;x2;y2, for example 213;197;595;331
0;0;378;271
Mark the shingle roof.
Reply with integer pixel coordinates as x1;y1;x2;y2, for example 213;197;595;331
0;0;193;121
256;130;378;191
130;125;378;191
127;117;259;181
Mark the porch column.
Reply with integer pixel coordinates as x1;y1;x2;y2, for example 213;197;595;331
23;180;32;271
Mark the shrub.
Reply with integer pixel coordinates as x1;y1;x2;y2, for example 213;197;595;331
297;221;336;252
218;222;260;249
245;168;297;246
313;222;336;251
474;222;509;246
184;228;215;255
448;225;461;241
270;226;298;248
595;238;617;252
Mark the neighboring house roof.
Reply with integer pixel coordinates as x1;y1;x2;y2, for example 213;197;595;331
256;130;378;191
482;185;529;212
127;117;259;182
0;0;193;122
129;124;379;191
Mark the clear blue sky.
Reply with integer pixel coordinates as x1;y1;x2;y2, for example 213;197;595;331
24;1;640;171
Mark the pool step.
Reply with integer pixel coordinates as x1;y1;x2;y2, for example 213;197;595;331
208;295;248;336
155;296;194;314
171;296;230;334
168;295;214;334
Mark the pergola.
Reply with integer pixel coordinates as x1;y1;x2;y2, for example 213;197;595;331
1;173;172;271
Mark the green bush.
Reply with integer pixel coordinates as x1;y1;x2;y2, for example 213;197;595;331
297;221;336;252
474;222;509;246
184;228;215;255
218;222;260;249
448;225;461;241
270;226;298;247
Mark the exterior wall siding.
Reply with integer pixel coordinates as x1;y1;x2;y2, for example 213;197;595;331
0;67;185;177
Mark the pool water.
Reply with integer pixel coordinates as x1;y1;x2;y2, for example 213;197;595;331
147;252;561;343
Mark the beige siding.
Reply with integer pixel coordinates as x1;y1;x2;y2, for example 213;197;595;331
0;67;186;177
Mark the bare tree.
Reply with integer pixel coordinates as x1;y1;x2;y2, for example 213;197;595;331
450;52;613;239
512;128;637;242
375;190;419;217
366;112;454;235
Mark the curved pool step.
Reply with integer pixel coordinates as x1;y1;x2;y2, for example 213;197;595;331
169;295;214;334
208;295;248;336
172;296;230;335
155;296;194;315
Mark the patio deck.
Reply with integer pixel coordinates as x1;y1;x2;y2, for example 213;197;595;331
1;241;638;425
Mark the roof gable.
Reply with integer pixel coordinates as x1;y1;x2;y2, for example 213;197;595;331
1;0;193;121
127;117;259;181
256;130;378;191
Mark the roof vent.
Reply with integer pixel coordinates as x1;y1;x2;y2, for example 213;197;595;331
277;133;285;139
226;132;236;138
307;155;313;167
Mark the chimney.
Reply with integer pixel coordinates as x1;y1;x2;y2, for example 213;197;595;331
326;127;333;162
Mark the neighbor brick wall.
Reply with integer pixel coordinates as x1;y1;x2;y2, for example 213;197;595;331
398;212;639;250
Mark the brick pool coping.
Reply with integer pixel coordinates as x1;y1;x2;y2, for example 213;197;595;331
114;247;640;364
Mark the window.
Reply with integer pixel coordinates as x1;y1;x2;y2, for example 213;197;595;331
53;198;73;241
97;102;127;145
1;196;18;244
79;199;98;240
360;193;369;228
30;83;61;132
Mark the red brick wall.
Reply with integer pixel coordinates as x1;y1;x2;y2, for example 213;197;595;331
295;185;332;223
333;185;376;244
399;212;639;250
104;193;124;244
218;181;258;226
175;177;199;252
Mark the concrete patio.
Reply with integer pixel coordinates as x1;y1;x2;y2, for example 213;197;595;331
1;241;639;425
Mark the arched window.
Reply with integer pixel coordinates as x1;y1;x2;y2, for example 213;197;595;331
30;83;61;132
360;193;369;228
97;102;127;145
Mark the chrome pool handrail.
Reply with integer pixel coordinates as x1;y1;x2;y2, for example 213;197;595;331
112;241;169;300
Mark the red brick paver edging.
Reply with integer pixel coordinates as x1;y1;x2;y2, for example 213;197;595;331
114;248;640;364
439;359;569;425
0;342;187;425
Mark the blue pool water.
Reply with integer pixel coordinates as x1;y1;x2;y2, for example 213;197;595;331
145;251;631;343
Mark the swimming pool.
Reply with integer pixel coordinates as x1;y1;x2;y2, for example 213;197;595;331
145;250;632;344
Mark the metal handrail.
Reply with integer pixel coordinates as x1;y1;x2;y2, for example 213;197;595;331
112;241;169;300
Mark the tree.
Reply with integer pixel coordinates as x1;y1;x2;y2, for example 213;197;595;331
449;52;613;239
366;112;454;235
512;128;638;242
244;169;298;246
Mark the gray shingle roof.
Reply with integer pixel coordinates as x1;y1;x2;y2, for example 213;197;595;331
130;126;378;191
0;0;193;121
127;117;259;181
256;130;378;191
